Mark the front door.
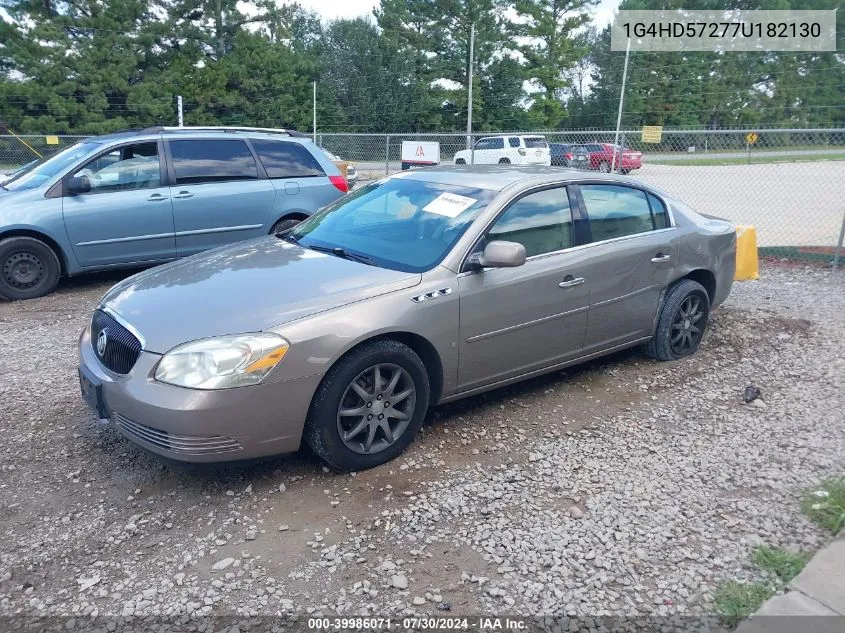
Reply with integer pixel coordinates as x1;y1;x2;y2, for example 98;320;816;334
576;183;677;352
166;139;276;257
457;186;590;392
62;140;176;267
472;137;504;164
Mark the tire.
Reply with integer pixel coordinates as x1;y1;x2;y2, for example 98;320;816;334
455;158;466;165
0;236;61;301
498;158;511;164
598;161;611;173
271;217;303;235
646;279;711;362
621;168;631;175
304;339;430;471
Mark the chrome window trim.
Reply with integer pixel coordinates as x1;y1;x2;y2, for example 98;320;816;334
99;305;147;351
456;226;678;278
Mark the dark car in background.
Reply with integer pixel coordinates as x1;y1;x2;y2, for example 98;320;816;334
550;143;590;169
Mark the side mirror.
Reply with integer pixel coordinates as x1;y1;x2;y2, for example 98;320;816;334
469;240;527;269
66;175;91;195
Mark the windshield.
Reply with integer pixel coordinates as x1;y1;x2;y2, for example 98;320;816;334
288;176;497;273
4;142;101;191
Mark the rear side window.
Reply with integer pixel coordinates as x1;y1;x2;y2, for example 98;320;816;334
648;193;670;229
580;184;656;242
524;137;548;148
170;140;258;185
251;139;325;179
508;138;520;148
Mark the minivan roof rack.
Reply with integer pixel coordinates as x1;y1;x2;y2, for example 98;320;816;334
139;126;309;138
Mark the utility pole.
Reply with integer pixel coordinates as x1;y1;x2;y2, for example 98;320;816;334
177;95;184;127
612;38;631;173
312;81;317;143
466;22;475;162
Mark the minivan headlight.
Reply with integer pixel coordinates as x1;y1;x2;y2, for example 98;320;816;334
155;333;289;390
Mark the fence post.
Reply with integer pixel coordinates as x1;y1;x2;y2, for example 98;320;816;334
834;210;845;271
385;134;390;176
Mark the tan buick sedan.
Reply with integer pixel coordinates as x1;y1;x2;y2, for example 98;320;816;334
79;166;736;471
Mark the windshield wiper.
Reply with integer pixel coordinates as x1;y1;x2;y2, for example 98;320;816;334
306;244;376;266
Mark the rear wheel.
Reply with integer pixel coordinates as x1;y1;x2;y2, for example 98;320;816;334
647;279;710;361
304;340;430;471
621;168;631;175
0;236;61;301
455;158;466;165
271;217;304;235
598;161;611;173
498;158;511;164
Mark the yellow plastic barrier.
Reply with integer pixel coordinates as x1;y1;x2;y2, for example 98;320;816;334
735;225;759;281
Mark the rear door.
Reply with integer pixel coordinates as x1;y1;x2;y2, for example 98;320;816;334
249;138;341;219
575;183;677;353
166;138;275;256
62;140;176;267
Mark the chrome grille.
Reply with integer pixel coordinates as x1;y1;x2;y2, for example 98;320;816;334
113;414;242;455
91;310;142;374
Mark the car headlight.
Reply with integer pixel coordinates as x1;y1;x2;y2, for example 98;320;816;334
154;333;289;390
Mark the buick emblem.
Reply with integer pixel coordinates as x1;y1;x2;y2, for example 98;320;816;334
96;329;108;357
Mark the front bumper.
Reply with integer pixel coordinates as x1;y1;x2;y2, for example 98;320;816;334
78;326;322;462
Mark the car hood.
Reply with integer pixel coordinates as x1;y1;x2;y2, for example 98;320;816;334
101;237;421;353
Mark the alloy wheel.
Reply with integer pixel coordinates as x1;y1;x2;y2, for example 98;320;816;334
336;363;416;455
670;294;705;355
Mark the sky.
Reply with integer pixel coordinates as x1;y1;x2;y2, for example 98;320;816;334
295;0;623;27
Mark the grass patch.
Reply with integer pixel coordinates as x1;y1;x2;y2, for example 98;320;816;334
649;153;845;166
751;546;811;582
713;581;773;627
802;477;845;535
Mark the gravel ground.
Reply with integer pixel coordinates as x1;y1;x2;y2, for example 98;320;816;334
0;264;843;627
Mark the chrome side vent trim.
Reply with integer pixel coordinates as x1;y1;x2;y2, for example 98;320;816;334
412;287;452;303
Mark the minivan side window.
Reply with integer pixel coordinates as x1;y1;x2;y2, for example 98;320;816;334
251;139;325;179
487;187;572;258
71;142;161;193
170;140;258;185
581;184;657;242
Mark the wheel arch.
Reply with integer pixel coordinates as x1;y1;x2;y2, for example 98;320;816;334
318;331;444;408
0;228;68;275
269;211;310;234
680;268;716;304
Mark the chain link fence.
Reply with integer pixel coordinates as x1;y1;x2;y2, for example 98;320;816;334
3;129;844;262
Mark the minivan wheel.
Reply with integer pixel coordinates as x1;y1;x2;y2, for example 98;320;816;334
0;237;61;301
304;339;430;471
647;279;710;361
271;217;303;235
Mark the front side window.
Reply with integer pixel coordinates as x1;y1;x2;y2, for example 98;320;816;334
288;177;497;273
170;139;258;185
581;184;656;242
487;187;572;258
251;139;325;179
4;142;101;192
71;142;161;193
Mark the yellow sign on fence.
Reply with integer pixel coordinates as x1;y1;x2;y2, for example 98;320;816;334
745;132;759;145
45;135;59;145
641;126;663;144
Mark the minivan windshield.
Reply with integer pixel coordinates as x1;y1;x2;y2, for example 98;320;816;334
287;176;497;273
4;141;101;191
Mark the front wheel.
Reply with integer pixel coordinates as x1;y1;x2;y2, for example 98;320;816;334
621;168;631;175
455;158;466;165
498;158;511;164
0;236;61;301
647;279;710;361
304;340;430;471
598;161;611;173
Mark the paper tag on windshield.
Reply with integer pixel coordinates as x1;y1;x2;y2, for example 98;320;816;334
422;193;477;218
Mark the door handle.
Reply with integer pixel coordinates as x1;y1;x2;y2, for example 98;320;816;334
559;276;585;288
173;191;194;199
651;253;671;263
147;193;167;201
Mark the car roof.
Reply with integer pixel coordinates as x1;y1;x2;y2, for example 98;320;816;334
87;126;310;144
390;165;643;192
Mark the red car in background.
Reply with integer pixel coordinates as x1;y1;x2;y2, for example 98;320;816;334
571;143;643;174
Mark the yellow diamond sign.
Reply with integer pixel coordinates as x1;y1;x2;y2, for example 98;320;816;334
746;132;759;145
